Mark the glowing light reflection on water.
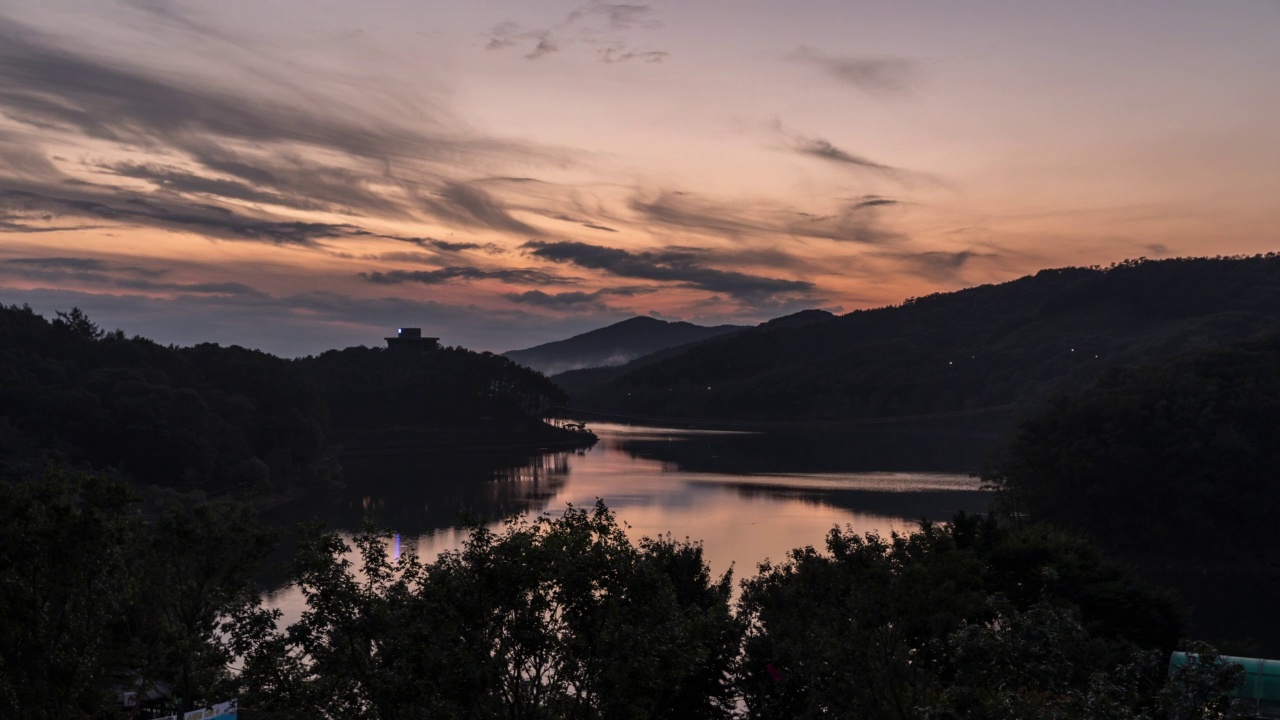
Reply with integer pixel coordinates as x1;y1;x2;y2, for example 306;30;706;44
262;423;990;625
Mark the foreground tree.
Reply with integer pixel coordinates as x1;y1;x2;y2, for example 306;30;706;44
123;502;276;716
232;502;739;719
0;470;276;719
0;470;138;718
734;514;1186;720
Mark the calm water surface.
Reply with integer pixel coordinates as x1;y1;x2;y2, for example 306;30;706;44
263;423;992;622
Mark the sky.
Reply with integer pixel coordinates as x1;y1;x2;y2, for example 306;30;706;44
1;0;1278;356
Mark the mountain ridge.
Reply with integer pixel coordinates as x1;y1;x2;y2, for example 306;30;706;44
561;255;1280;427
502;315;744;375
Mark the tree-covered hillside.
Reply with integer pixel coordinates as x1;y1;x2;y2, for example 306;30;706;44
565;255;1280;427
0;305;335;494
297;344;575;449
0;305;587;495
983;332;1280;566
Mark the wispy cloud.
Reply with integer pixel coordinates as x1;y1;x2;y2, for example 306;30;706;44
0;185;363;247
566;3;658;31
598;48;667;63
871;250;987;282
851;195;899;209
486;1;665;64
420;182;542;236
0;15;577;241
788;47;918;97
0;254;268;297
629;192;773;239
2;256;165;277
523;240;814;304
0;18;458;161
791;137;895;172
504;286;651;311
361;266;578;286
105;161;330;212
629;190;900;245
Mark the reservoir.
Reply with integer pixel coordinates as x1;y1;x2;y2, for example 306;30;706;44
262;422;993;620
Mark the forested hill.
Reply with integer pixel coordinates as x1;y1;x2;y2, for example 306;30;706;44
296;345;574;450
0;305;335;494
564;255;1280;425
984;331;1280;565
0;305;581;496
502;316;744;375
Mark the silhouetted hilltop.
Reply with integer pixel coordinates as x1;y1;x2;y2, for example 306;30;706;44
553;309;835;401
756;308;835;330
0;305;588;495
502;315;743;375
297;344;582;452
566;255;1280;427
0;305;336;494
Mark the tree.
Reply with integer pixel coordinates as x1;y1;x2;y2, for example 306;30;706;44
53;307;105;341
123;502;276;716
734;515;1183;720
0;470;277;719
231;502;739;719
0;469;139;719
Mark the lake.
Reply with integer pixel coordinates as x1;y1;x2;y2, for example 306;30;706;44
262;422;994;622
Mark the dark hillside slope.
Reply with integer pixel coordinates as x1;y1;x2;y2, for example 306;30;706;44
570;256;1280;425
0;306;591;494
553;309;834;400
0;305;335;493
983;332;1280;653
502;316;743;375
296;345;583;451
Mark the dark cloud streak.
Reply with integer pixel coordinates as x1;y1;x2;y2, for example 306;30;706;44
361;266;578;286
788;47;918;96
630;191;899;245
523;240;814;303
792;138;895;172
420;182;541;236
504;285;650;311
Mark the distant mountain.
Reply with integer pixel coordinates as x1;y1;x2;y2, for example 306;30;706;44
565;255;1280;427
552;309;835;398
502;316;744;375
756;308;836;330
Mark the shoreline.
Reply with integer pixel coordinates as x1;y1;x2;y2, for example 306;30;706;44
335;431;598;458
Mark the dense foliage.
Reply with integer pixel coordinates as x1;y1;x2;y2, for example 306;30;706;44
231;508;1252;720
0;304;581;494
736;514;1189;719
983;332;1280;565
565;255;1280;426
0;470;1252;719
0;304;334;494
298;344;571;449
232;503;739;719
0;470;274;719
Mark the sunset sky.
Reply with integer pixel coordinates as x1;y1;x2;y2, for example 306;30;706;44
1;0;1278;355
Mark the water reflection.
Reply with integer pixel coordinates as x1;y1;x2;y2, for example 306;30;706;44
263;423;992;623
265;450;571;535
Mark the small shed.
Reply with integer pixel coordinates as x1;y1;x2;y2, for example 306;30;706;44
1169;651;1280;718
